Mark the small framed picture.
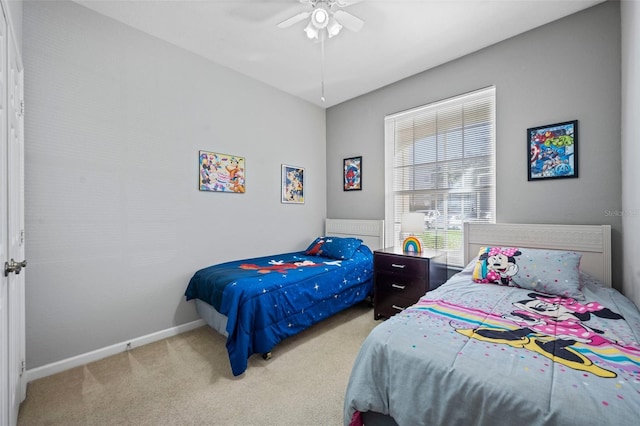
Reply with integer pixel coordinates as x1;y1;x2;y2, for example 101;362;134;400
527;120;578;181
199;150;245;193
281;164;305;204
343;156;362;191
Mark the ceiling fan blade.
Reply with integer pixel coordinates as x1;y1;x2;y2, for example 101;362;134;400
334;0;363;7
277;11;311;29
333;10;364;32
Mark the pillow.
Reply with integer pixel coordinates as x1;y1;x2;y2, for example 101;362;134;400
511;248;583;299
304;237;325;255
304;236;362;260
472;247;523;286
472;246;583;299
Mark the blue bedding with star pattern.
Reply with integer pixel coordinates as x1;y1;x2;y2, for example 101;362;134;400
185;245;373;376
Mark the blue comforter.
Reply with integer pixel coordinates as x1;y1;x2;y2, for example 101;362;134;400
185;245;373;376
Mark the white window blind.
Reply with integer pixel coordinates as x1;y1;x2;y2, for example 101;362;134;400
384;87;496;267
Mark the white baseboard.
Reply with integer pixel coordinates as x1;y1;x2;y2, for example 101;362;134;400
25;319;206;383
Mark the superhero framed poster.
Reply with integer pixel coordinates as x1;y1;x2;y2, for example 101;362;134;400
343;156;362;191
527;120;578;181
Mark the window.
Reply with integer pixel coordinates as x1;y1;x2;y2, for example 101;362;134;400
384;87;496;267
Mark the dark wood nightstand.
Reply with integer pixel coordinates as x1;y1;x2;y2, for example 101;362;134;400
373;247;447;320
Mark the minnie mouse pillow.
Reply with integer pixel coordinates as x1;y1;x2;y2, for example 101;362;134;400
472;246;584;299
472;247;522;286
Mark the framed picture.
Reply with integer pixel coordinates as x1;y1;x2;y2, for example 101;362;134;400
527;120;578;181
281;164;305;204
343;156;362;191
199;150;245;193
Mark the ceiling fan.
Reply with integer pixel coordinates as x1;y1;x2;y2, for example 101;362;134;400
277;0;364;40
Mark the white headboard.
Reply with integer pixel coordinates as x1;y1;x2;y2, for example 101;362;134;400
464;223;612;288
325;219;385;251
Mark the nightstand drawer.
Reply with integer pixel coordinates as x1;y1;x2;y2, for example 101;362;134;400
374;253;426;278
373;293;418;319
375;272;426;301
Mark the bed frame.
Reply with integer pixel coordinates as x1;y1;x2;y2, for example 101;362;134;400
195;218;385;348
325;218;385;251
359;222;614;426
464;222;612;288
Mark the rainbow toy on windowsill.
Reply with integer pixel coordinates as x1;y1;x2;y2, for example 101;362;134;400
403;236;422;253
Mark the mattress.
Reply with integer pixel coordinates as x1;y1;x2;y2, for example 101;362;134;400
195;299;228;337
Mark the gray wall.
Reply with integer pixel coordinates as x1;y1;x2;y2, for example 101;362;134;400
327;2;623;286
24;1;326;369
621;0;640;307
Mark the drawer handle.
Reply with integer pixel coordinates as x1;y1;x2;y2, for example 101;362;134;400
392;304;405;311
391;263;406;269
391;283;406;290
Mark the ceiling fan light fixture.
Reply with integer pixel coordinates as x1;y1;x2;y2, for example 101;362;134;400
304;21;319;39
278;0;366;103
311;8;329;29
327;18;342;38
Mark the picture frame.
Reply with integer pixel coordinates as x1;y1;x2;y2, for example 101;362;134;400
527;120;578;181
199;150;245;193
343;156;362;191
281;164;305;204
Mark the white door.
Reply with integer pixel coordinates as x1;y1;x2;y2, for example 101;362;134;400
7;19;25;425
0;4;24;423
0;7;10;424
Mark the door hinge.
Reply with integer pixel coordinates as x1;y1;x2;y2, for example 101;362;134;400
20;360;25;376
20;229;25;246
19;99;24;117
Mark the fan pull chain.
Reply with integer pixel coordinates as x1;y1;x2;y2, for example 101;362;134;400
320;37;326;103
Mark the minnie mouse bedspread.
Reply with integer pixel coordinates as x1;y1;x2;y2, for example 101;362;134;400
344;269;640;426
185;246;373;376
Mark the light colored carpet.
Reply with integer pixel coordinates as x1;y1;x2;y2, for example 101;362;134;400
18;301;378;426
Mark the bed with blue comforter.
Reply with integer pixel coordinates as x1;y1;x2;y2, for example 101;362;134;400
185;236;373;376
344;247;640;426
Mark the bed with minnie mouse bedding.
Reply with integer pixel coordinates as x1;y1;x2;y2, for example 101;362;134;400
344;223;640;426
185;219;383;377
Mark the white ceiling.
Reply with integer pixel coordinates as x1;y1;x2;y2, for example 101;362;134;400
73;0;605;108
